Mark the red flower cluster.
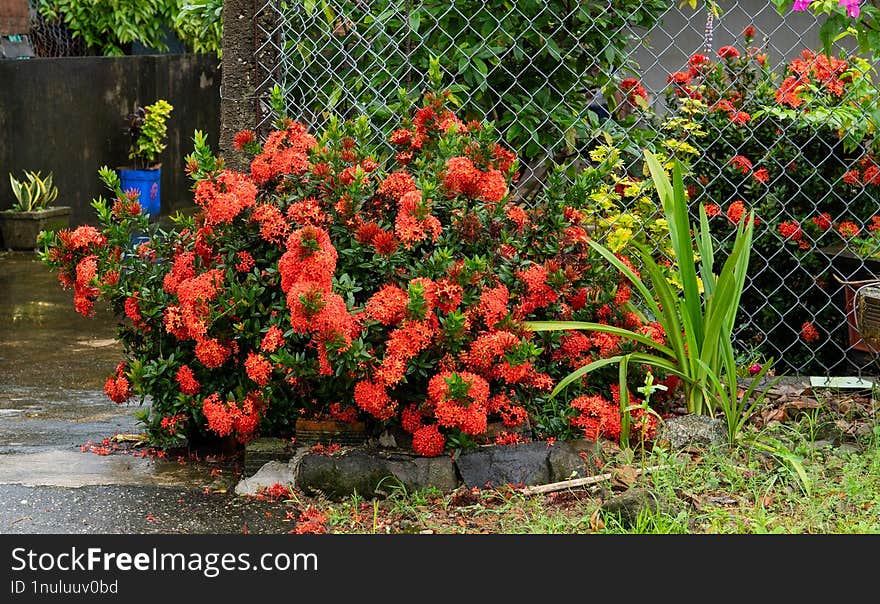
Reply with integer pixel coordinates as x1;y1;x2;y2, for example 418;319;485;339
729;155;753;175
412;424;446;457
619;78;647;106
48;226;108;317
194;170;258;226
353;380;396;421
443;157;508;205
202;392;261;442
429;371;490;435
718;46;740;60
837;221;860;239
249;122;317;184
244;352;273;386
175;364;201;395
777;50;850;108
777;221;809;249
260;326;285;353
801;321;820;344
569;394;621;441
104;362;131;404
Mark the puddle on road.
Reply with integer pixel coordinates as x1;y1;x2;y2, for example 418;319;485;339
0;449;218;489
0;252;121;391
0;252;225;490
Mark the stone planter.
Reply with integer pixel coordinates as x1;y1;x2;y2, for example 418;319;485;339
0;206;71;251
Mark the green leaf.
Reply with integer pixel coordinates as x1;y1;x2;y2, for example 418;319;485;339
409;10;421;33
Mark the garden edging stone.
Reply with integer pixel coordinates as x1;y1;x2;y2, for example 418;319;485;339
234;438;605;499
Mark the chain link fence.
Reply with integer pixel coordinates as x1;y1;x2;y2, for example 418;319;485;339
25;3;86;57
253;0;880;378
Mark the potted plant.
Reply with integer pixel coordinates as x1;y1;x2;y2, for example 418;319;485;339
0;170;70;251
117;99;173;218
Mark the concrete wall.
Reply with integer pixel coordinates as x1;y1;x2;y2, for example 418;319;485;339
0;53;221;226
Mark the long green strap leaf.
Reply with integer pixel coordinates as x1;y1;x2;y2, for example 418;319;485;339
644;151;704;344
697;205;716;299
547;353;689;400
638;253;688;372
524;320;675;357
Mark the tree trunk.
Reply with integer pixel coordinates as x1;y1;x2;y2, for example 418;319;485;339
219;0;257;172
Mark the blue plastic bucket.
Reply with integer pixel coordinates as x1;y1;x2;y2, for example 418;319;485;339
118;168;161;217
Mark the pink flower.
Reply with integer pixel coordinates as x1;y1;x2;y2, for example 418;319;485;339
792;0;811;10
839;0;860;18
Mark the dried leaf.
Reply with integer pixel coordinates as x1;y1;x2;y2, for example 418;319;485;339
708;495;737;506
769;384;806;398
110;433;146;443
783;399;820;413
680;490;702;511
589;508;605;532
761;406;787;424
610;465;638;489
835;419;856;434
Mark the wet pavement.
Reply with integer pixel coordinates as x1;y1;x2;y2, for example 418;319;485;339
0;252;295;534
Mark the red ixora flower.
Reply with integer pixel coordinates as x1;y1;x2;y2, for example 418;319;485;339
704;203;721;218
244;352;273;387
411;424;446;457
718;46;741;60
619;77;648;106
569;394;621;442
260;325;285;353
801;321;820;344
175;364;201;395
753;167;769;183
843;169;862;186
232;129;256;151
104;362;131;404
777;220;803;241
729;155;753;174
812;212;833;231
727;200;747;223
836;221;860;239
730;111;751;125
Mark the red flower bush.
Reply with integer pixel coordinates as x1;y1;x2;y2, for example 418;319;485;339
40;88;675;453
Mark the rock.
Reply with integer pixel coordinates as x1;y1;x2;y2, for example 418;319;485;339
243;437;294;477
658;414;727;449
600;487;673;528
377;430;397;448
234;461;296;496
835;442;861;456
547;438;603;482
805;439;834;453
455;441;550;488
296;449;460;500
372;426;412;453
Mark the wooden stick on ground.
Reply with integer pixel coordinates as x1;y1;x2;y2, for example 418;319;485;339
520;465;668;496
